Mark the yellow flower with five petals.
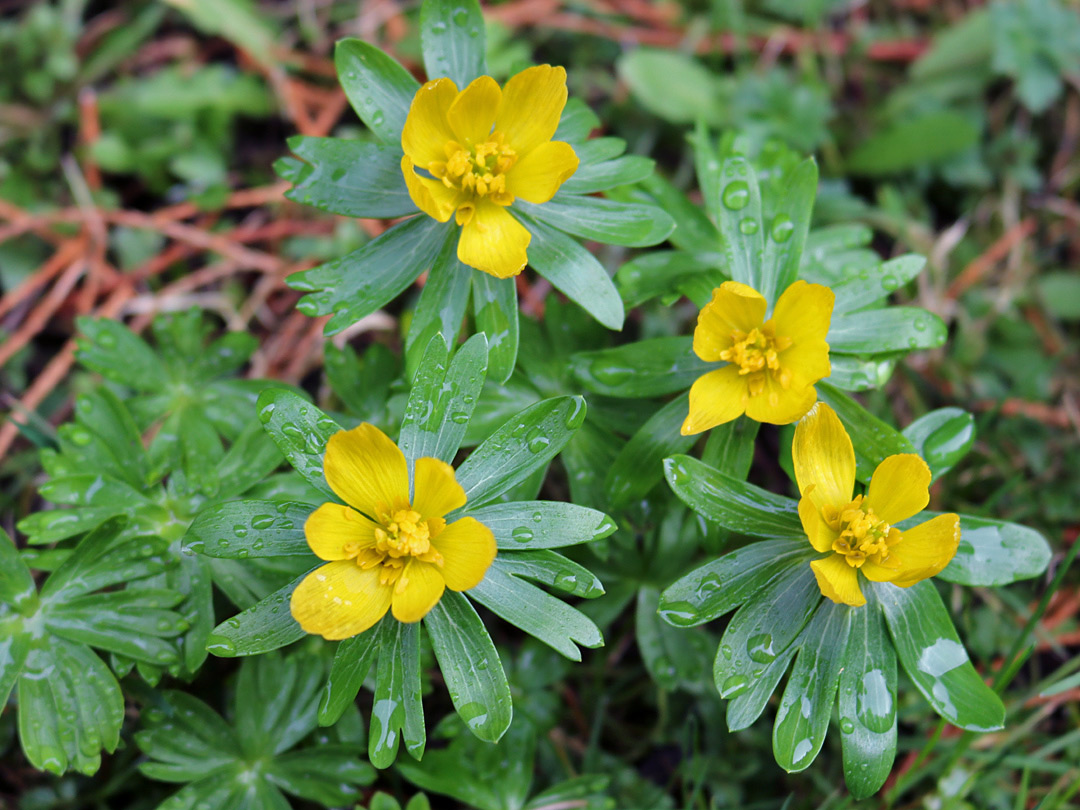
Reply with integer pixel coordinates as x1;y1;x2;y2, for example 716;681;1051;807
682;280;834;434
291;423;496;639
793;402;960;607
400;65;579;279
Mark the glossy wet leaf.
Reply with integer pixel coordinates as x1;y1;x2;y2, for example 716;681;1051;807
636;587;713;693
518;193;675;248
559;154;654;195
606;396;696;508
399;333;488;468
185;501;310;559
319;623;382;726
335;38;419;143
289;216;449;335
772;600;850;772
424;591;513;743
713;156;764;289
828;307;947;353
664;455;804;538
571;337;709;398
902;407;976;479
420;0;486;88
495;549;604;598
466;501;616;550
831;254;927;314
205;571;309;658
759;157;817;307
285;137;415;218
454;395;586;509
405;242;474;377
659;538;813;628
472;271;519;383
369;619;426;767
877;580;1005;731
521;215;625;331
917;513;1052;586
838;588;897;800
256;389;342;500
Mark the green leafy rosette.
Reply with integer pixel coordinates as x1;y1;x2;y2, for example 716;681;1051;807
183;335;616;767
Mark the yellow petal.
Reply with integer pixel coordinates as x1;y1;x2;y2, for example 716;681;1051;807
495;65;567;155
681;365;747;435
693;282;768;362
324;424;410;519
401;156;459;222
290;561;392;640
778;338;831;390
413;457;467;520
456;199;530;278
798;497;836;553
772;280;834;346
810;555;865;607
402;77;459;167
505;141;578;204
391;560;446;622
866;454;931;525
431;516;496;591
446;75;500;147
305;502;378;560
792;402;855;512
744;376;817;425
888;513;961;588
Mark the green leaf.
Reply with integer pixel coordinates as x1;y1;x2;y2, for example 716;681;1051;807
659;538;813;627
265;748;375;805
571;337;709;398
494;549;603;599
759;158;817;306
828;307;947;353
701;416;759;479
617;49;721;126
554;97;600;142
635;587;713;693
17;640;124;776
901;407;975;480
290;216;449;335
420;0;486;87
75;317;168;391
714;157;764;290
234;651;323;756
521;215;624;330
319;623;382;726
455;396;586;509
847;111;981;175
877;579;1005;731
405;243;473;377
519;194;675;248
0;628;30;709
0;528;36;610
923;513;1052;587
831;254;926;314
827;355;898;392
615;249;724;309
286;137;416;218
335;39;419;143
206;572;310;657
772;600;850;772
466;501;616;549
256;389;342;500
664;455;803;538
185;501;312;559
424;591;513;742
45;590;185;666
179;406;225;496
606;396;696;508
839;589;897;800
560;155;655;195
817;384;916;483
717;564;820;707
399;333;489;467
637;172;719;254
369;620;425;767
472;271;519;384
469;562;602;660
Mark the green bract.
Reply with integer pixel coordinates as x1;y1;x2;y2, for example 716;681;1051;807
276;0;672;381
0;522;186;775
183;335;616;767
658;409;1051;798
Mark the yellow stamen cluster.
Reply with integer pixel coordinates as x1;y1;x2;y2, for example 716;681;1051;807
345;509;444;593
821;495;899;569
429;133;517;225
719;326;794;398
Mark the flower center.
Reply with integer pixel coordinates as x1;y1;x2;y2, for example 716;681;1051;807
428;132;517;224
344;509;444;593
719;324;793;397
821;495;900;569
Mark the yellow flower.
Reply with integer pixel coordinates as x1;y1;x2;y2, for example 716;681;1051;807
290;423;496;639
792;402;960;607
682;280;834;434
400;65;579;279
